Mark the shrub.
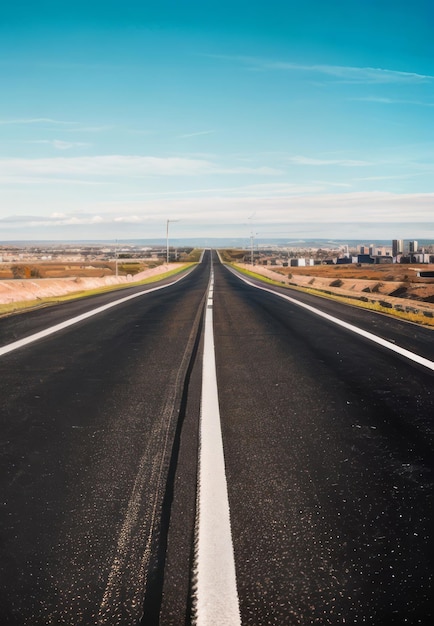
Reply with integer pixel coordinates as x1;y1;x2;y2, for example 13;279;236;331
372;282;384;293
330;278;344;287
11;265;26;279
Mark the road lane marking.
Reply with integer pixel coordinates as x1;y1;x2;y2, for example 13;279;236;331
193;269;241;626
0;270;193;357
230;269;434;372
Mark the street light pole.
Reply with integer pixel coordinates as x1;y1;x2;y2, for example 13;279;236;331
248;213;256;266
115;239;118;277
166;219;179;264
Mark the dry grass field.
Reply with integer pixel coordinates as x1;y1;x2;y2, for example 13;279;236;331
0;261;160;280
273;263;427;282
270;263;434;302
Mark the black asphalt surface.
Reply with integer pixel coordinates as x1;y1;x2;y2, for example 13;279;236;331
0;256;209;625
1;251;433;625
215;261;434;625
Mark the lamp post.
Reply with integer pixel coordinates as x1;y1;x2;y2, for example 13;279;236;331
166;219;179;264
248;213;256;266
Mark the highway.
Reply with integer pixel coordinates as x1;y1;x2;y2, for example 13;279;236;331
1;250;433;625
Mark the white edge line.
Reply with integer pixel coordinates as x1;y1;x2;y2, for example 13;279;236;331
227;267;434;372
194;268;241;626
0;269;193;357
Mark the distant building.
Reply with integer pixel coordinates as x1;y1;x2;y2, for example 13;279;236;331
411;253;430;263
357;254;375;264
290;258;306;267
374;256;393;264
408;240;418;253
392;239;404;257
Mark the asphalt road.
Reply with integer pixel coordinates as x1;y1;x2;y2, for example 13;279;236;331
0;256;209;625
1;251;433;625
214;261;434;625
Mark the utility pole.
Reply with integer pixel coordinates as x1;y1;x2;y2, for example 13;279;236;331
248;213;256;266
166;219;179;264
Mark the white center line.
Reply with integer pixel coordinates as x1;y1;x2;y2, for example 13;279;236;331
193;269;241;626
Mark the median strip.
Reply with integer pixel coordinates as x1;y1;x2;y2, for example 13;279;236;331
193;268;241;625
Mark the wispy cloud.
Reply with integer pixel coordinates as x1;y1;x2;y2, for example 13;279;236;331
350;96;434;106
266;62;433;84
211;55;434;84
178;130;216;139
101;191;434;224
0;118;79;126
2;192;434;237
25;140;91;150
288;155;371;166
0;155;282;183
0;118;112;133
125;182;329;198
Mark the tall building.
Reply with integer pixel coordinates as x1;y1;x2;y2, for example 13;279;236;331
392;239;403;257
409;240;418;253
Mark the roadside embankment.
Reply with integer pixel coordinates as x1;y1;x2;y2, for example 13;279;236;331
233;263;434;326
0;263;188;307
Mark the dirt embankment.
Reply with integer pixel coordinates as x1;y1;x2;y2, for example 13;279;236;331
0;263;184;305
235;263;434;318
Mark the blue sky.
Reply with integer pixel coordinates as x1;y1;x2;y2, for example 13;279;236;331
0;0;433;241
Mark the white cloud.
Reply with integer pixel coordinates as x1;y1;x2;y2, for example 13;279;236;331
77;191;434;224
0;155;282;183
178;130;216;139
0;118;112;133
212;55;434;84
0;118;79;126
351;97;434;106
267;62;433;84
1;192;433;238
288;155;371;166
128;182;328;197
25;140;91;150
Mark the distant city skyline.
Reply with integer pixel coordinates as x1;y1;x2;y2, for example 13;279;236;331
0;1;433;240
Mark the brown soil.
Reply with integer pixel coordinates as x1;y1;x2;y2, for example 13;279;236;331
0;261;159;280
0;263;184;305
267;264;434;301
